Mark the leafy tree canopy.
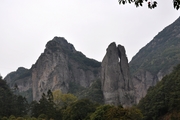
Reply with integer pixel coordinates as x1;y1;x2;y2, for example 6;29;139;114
52;89;77;109
138;64;180;120
90;104;143;120
118;0;180;10
0;76;28;118
63;99;98;120
30;90;57;119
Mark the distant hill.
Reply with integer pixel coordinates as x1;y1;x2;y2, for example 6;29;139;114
137;64;180;120
129;17;180;103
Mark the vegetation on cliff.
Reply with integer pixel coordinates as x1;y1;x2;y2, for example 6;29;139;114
78;79;104;104
138;64;180;120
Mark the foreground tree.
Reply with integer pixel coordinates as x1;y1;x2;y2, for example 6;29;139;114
0;76;28;118
52;89;77;109
90;105;143;120
138;64;180;120
63;99;98;120
31;90;57;119
90;104;114;120
118;0;180;10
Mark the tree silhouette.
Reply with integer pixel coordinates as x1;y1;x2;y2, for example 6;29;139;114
118;0;180;10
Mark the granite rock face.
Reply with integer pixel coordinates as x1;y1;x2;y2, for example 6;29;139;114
31;37;100;101
4;67;32;102
101;42;135;106
5;67;32;91
5;37;100;101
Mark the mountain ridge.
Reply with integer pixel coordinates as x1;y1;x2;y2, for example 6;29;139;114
129;16;180;103
5;37;101;101
4;16;180;106
5;37;136;106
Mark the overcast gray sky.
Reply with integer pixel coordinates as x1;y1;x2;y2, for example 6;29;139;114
0;0;179;77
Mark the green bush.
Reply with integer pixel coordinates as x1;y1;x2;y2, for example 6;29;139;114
9;115;16;120
38;114;47;120
16;117;24;120
1;117;8;120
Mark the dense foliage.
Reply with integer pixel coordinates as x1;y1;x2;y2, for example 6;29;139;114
52;89;77;109
76;79;104;104
68;79;104;104
63;99;98;120
0;77;143;120
138;64;180;120
90;105;143;120
30;90;57;119
118;0;180;10
0;76;28;118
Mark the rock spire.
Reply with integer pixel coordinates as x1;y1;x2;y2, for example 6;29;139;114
101;42;135;106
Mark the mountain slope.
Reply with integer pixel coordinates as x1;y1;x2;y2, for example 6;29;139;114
129;17;180;102
138;64;180;120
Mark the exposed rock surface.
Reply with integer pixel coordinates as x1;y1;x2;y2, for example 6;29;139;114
5;37;135;106
5;16;180;106
130;17;180;103
5;37;100;101
4;67;32;101
101;42;135;106
5;67;31;87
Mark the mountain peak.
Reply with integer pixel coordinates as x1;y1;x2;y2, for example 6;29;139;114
45;37;76;53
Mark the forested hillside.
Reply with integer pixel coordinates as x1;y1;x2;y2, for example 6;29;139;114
138;64;180;120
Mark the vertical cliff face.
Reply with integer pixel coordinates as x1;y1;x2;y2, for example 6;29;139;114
101;42;135;106
31;37;100;101
5;37;101;101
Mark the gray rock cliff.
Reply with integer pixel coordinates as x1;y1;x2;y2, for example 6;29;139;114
5;67;31;87
32;37;101;101
5;37;101;101
101;42;135;106
4;67;32;102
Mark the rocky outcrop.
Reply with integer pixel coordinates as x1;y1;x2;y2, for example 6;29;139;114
5;37;101;101
5;67;32;91
101;42;135;106
6;16;180;106
4;67;32;102
131;70;157;103
31;37;100;101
